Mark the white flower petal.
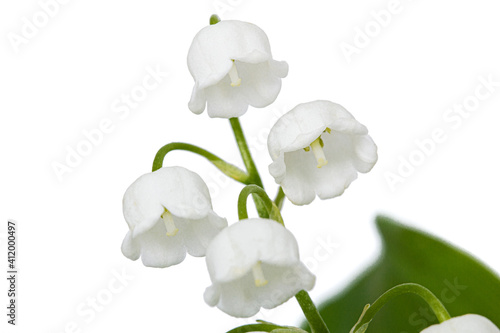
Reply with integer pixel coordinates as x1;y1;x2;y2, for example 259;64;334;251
270;59;289;78
206;262;315;318
188;82;206;115
211;276;261;318
313;132;360;199
179;211;228;257
280;150;316;205
135;219;187;268
121;230;140;261
257;263;315;310
352;135;378;173
205;74;249;118
203;284;220;307
236;61;283;108
421;314;499;333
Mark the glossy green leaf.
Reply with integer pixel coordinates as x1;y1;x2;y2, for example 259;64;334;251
304;216;500;333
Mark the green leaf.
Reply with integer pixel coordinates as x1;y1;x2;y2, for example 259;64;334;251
308;216;500;333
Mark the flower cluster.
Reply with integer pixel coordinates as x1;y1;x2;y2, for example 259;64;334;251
120;17;377;320
118;14;498;333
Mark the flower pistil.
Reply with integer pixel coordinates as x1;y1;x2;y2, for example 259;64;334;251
306;129;331;168
252;261;268;287
228;60;242;87
310;136;328;168
161;209;179;237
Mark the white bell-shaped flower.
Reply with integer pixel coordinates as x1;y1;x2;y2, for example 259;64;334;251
121;166;227;268
187;20;288;118
420;314;500;332
204;218;315;318
267;100;378;205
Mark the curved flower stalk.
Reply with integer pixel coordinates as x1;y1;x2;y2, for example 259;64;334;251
420;314;500;332
187;20;288;118
268;100;378;205
203;218;315;318
121;166;227;268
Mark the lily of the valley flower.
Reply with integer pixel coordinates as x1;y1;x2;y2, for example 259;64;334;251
268;100;378;205
187;20;288;118
421;314;500;332
203;218;315;318
121;166;227;268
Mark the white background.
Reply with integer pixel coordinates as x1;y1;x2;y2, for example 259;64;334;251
1;0;500;332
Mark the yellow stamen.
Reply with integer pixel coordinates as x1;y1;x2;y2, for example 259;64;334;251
310;137;328;168
161;210;178;237
228;61;241;87
252;261;268;287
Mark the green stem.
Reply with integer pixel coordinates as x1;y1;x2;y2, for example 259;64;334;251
229;118;263;187
274;186;286;211
295;290;330;333
238;185;284;224
229;118;268;217
350;283;451;333
152;142;250;183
